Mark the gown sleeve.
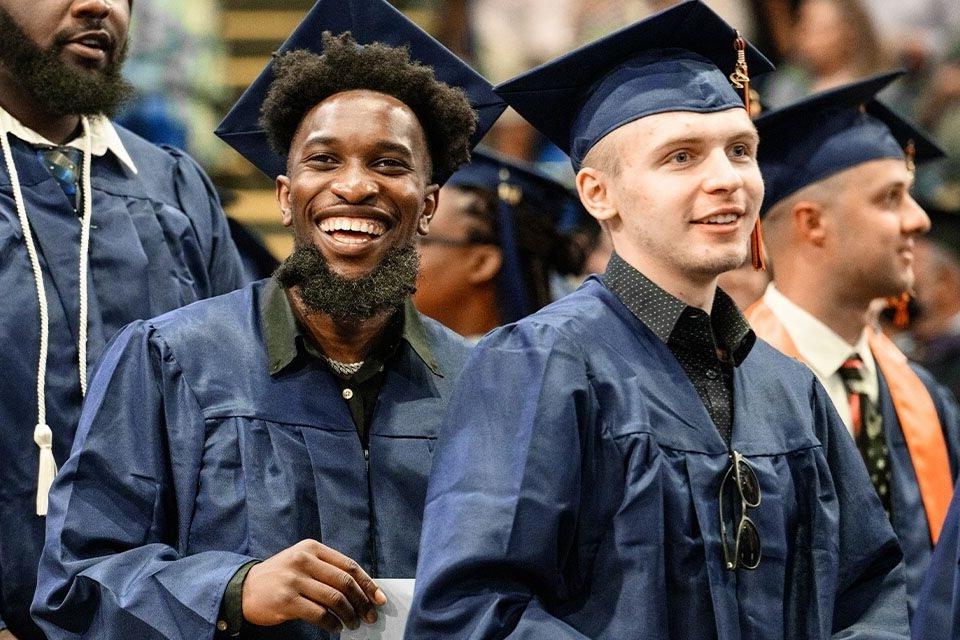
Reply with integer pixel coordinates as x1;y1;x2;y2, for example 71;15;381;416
31;321;256;640
168;147;248;296
810;379;910;639
406;322;595;639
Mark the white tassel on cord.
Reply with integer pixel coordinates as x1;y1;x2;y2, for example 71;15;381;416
0;116;93;515
33;423;56;516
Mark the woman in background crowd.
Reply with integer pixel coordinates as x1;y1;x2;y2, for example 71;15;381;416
415;149;585;339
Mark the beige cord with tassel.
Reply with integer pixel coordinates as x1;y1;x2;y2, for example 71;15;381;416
0;114;94;515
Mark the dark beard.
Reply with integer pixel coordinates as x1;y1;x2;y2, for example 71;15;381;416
275;242;420;323
0;8;133;117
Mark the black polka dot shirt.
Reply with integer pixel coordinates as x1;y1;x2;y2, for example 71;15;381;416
602;253;756;443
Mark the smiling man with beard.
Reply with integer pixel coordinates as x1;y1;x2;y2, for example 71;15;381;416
0;1;246;638
30;0;504;638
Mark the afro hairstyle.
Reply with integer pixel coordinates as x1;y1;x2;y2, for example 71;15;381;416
260;31;478;182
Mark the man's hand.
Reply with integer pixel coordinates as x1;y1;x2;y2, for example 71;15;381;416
0;629;19;639
242;540;387;633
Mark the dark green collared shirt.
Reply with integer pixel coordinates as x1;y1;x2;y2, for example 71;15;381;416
261;277;440;448
602;253;755;442
215;279;441;637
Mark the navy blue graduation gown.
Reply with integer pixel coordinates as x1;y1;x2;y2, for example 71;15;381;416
0;126;246;638
877;364;960;615
31;280;471;640
912;478;960;639
407;277;908;639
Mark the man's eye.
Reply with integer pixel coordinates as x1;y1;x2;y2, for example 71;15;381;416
671;151;690;164
307;154;336;165
730;144;749;158
375;158;410;171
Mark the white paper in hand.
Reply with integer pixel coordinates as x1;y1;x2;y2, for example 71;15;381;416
340;578;415;640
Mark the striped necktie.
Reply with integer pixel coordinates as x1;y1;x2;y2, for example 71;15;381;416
37;145;82;212
838;354;892;515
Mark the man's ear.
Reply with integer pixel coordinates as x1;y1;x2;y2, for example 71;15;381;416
466;245;503;286
276;175;293;227
793;200;828;246
418;184;440;235
576;167;617;223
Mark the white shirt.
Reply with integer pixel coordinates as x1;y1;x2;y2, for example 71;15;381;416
762;284;879;435
0;104;137;174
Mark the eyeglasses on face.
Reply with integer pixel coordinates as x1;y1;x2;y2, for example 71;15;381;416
718;450;762;571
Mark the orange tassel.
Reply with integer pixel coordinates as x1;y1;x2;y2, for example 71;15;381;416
905;140;916;174
730;34;751;112
888;292;910;329
750;219;766;271
731;32;764;271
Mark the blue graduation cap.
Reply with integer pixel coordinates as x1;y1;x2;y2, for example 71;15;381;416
215;0;505;183
493;0;774;171
446;149;588;322
756;71;946;216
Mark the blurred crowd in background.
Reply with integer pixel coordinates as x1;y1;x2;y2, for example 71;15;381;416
115;0;960;398
122;0;960;200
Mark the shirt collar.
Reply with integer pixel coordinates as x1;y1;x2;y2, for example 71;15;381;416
603;253;686;342
0;104;138;174
260;277;441;377
762;283;878;382
602;252;755;364
709;288;757;364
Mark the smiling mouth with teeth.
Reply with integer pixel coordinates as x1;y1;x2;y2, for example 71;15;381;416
318;216;388;245
698;213;740;225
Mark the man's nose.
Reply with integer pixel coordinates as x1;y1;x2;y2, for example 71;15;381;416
702;151;745;193
902;194;931;236
330;165;379;203
72;0;115;21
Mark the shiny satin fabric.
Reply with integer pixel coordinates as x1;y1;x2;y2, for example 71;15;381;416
32;281;470;639
408;277;908;639
876;365;960;615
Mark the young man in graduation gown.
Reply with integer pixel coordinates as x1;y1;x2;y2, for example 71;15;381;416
0;1;246;638
745;73;960;615
406;2;909;638
31;1;505;638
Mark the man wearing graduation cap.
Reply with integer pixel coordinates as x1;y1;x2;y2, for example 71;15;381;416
745;72;960;616
0;1;247;638
31;0;504;638
407;2;908;638
415;148;586;338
